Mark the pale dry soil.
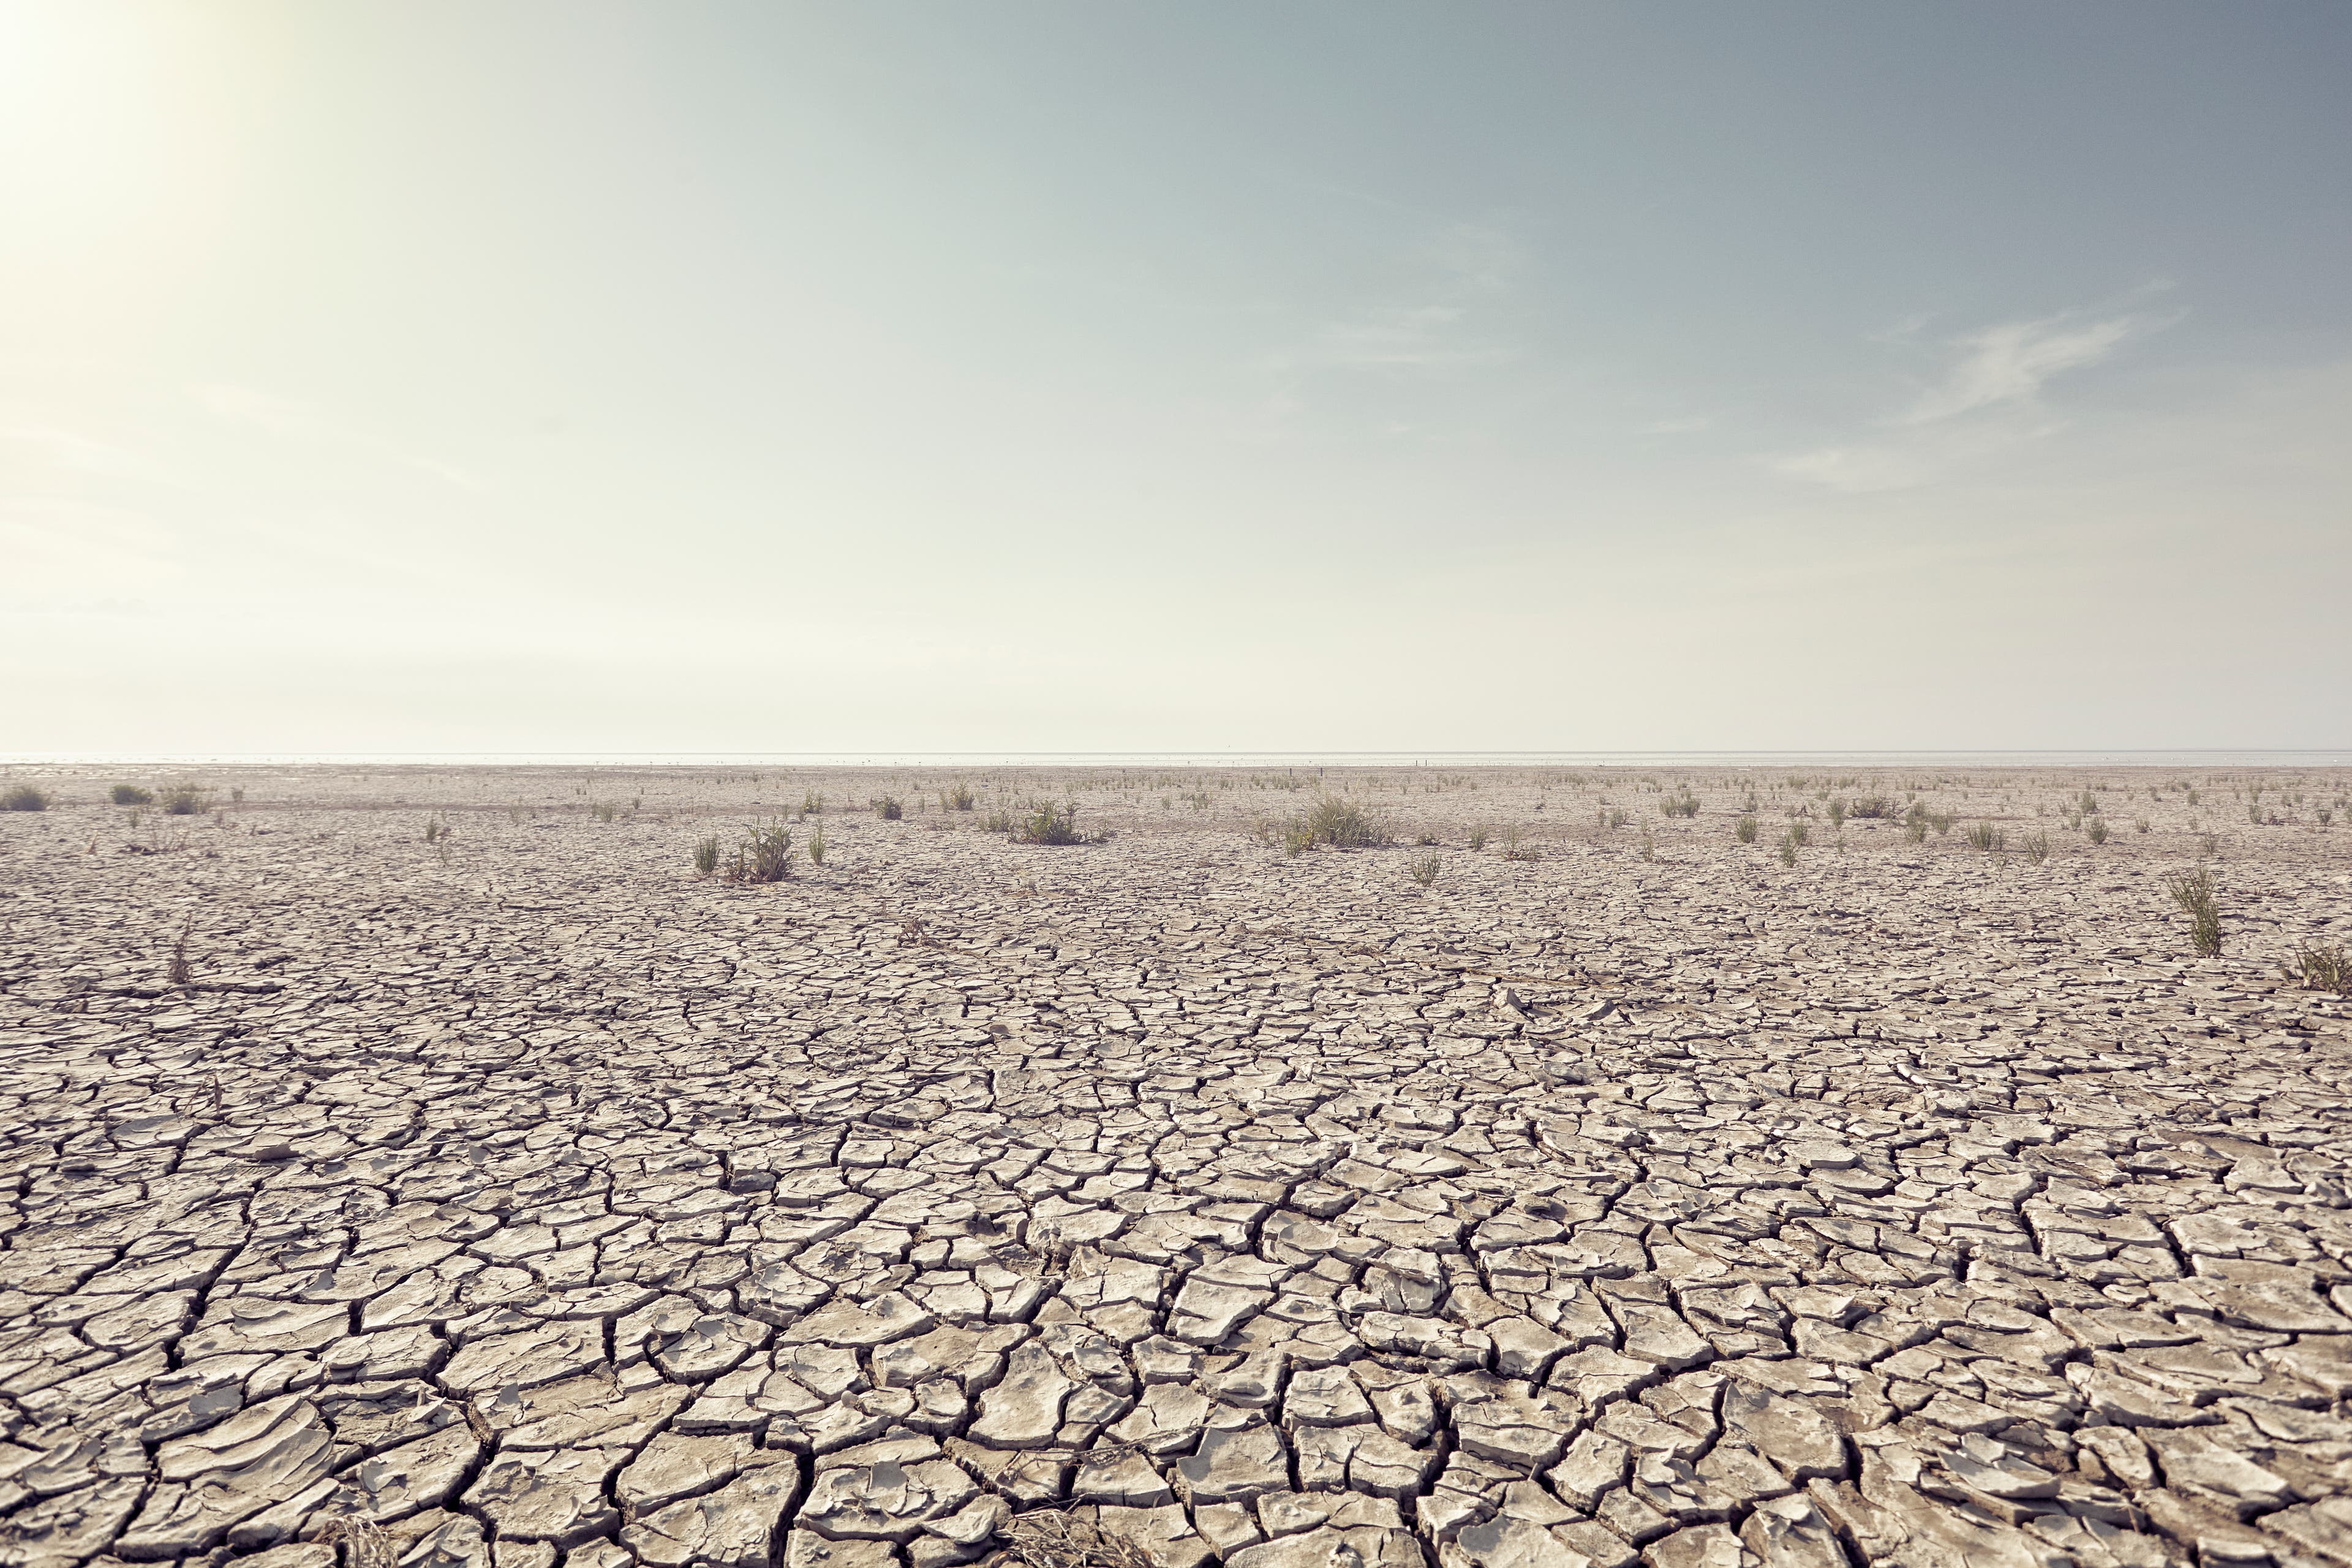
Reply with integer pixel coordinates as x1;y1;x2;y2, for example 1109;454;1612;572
2;764;2351;1568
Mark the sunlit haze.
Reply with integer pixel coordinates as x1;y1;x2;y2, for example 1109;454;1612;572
6;3;2348;754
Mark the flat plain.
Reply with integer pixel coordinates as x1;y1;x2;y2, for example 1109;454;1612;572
4;763;2350;1568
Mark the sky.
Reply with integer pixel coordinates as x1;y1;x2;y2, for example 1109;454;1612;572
4;2;2349;755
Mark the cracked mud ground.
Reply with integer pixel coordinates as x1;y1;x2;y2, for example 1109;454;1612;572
5;765;2352;1568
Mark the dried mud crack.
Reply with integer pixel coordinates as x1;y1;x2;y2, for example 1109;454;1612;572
4;763;2351;1568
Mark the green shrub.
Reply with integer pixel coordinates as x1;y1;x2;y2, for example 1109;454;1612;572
1735;815;1758;843
725;823;795;884
162;786;204;816
981;807;1014;833
874;794;903;821
112;785;153;806
1408;852;1440;888
2024;832;2050;864
808;824;827;865
801;790;825;816
2;786;48;812
941;784;975;811
1788;820;1810;847
2283;941;2350;995
693;835;720;876
1777;829;1797;867
1467;826;1490;851
1661;790;1700;818
1965;821;2003;852
2087;817;2109;845
2165;867;2222;957
1304;796;1390;848
1848;795;1894;819
1827;799;1846;829
1014;801;1084;845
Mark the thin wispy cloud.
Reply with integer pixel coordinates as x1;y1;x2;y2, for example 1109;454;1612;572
1902;313;2140;424
1776;306;2164;492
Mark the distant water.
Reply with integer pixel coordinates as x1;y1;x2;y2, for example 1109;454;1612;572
7;750;2350;769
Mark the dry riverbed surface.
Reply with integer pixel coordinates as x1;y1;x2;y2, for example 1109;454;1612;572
3;763;2351;1568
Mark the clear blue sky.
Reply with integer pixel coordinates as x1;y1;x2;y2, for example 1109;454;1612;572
5;2;2348;752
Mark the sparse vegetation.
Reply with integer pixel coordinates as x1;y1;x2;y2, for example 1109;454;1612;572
2283;941;2350;995
874;794;903;821
1777;828;1797;867
1847;794;1893;819
1014;801;1085;846
1277;796;1390;853
725;823;796;884
1965;821;2005;853
1661;790;1699;818
1827;799;1846;829
808;823;827;865
1408;852;1440;888
162;786;204;816
2165;867;2222;957
112;785;153;806
2024;831;2050;864
594;802;617;823
941;784;975;812
1735;815;1758;843
1467;826;1490;851
693;835;720;876
3;786;50;812
2086;817;2108;845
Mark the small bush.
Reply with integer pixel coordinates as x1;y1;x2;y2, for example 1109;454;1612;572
1303;796;1390;848
594;802;617;823
1662;790;1700;818
112;785;153;806
981;807;1014;833
1014;801;1085;846
1467;826;1490;851
1501;826;1540;862
2198;832;2218;858
1280;818;1316;858
725;823;795;884
2283;941;2350;995
1606;807;1629;829
1847;795;1894;820
3;786;49;812
874;794;903;821
693;835;720;876
1965;821;2004;852
2134;817;2150;835
2165;867;2222;957
1414;829;1438;846
1827;799;1846;829
162;786;205;816
941;784;975;812
1408;852;1440;888
1777;828;1797;867
1788;820;1811;847
1640;830;1655;862
2024;832;2050;864
2087;817;2109;845
808;824;827;865
801;790;825;816
1735;815;1758;843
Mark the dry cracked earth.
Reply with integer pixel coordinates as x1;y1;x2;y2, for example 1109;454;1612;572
4;763;2351;1568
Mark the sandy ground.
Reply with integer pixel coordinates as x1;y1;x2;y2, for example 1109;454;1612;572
2;762;2350;1568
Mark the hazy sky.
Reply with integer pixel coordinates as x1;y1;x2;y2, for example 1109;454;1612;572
5;2;2348;753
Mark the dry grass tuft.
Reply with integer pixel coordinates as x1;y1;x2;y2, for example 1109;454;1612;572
2284;941;2348;995
996;1509;1153;1568
3;785;50;812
